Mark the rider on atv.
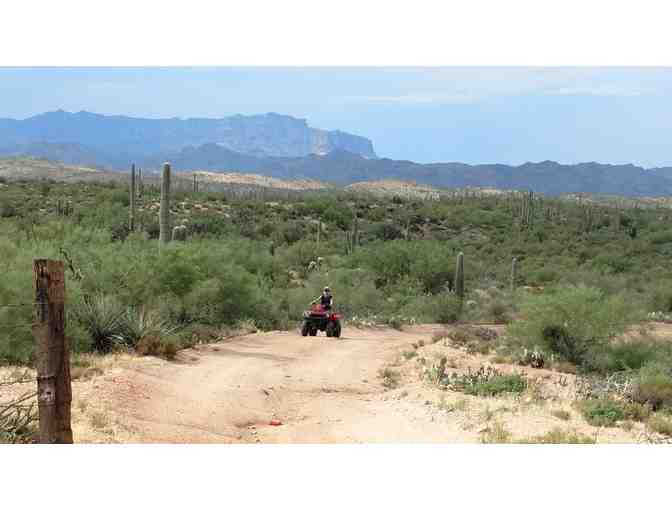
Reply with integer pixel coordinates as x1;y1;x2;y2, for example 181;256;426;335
312;286;333;311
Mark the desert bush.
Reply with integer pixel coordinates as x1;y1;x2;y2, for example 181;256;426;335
507;285;634;368
378;367;401;389
448;325;498;354
631;362;672;411
135;335;180;359
622;402;652;422
479;422;511;443
587;340;672;374
551;409;571;421
442;366;527;397
647;415;672;437
516;428;595;444
578;398;625;427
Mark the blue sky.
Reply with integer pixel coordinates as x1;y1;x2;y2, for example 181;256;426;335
2;67;672;167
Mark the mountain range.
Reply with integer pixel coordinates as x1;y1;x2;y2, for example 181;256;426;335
2;110;672;197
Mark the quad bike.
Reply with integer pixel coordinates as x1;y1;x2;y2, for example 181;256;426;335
301;304;342;338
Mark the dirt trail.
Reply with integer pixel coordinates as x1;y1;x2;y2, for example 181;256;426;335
106;325;468;443
41;322;670;443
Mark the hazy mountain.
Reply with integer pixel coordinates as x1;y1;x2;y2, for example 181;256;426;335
4;110;672;197
0;110;377;163
143;145;672;197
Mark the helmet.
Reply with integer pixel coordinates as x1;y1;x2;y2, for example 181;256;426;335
324;286;331;292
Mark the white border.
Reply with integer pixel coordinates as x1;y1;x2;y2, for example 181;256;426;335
2;1;672;65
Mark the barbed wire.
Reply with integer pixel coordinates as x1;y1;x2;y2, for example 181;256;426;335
0;302;46;308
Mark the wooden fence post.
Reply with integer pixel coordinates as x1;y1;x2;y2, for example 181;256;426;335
33;259;72;444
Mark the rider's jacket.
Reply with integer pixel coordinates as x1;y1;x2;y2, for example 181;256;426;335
320;294;333;309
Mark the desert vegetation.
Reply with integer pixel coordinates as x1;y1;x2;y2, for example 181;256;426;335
4;169;672;443
3;172;672;364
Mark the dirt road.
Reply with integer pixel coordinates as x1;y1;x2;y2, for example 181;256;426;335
101;325;471;443
53;322;667;443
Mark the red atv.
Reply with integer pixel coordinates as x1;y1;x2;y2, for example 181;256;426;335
301;304;342;338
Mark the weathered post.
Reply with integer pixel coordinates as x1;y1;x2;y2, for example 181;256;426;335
33;259;72;444
129;164;136;231
159;162;172;246
193;174;198;193
455;252;465;299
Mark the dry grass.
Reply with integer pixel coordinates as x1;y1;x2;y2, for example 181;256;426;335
516;428;596;444
648;415;672;437
480;422;511;443
89;411;111;430
551;409;572;421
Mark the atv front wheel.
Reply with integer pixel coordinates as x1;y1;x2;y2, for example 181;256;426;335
301;322;309;337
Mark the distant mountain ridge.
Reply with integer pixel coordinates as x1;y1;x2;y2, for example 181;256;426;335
0;110;377;163
141;146;672;197
3;110;672;197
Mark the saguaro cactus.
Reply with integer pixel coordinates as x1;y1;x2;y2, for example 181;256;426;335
159;162;172;245
351;212;359;253
510;257;518;293
455;252;465;299
138;168;143;198
129;164;136;231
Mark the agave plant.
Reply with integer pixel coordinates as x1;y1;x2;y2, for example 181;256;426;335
73;295;127;353
119;307;179;348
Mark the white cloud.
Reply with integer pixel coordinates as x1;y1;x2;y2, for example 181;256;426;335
342;92;475;105
545;85;644;97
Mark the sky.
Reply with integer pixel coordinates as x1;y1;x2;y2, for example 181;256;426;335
2;67;672;167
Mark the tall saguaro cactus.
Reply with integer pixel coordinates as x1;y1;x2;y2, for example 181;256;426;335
455;252;465;299
510;257;518;293
159;162;172;246
129;164;136;231
351;212;359;253
138;167;144;198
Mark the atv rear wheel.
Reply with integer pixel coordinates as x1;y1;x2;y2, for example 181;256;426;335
326;321;341;339
309;328;318;336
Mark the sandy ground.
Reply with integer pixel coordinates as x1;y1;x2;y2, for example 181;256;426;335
3;324;671;444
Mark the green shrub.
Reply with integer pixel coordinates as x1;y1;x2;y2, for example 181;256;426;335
631;363;672;411
507;286;634;368
445;367;527;397
579;399;625;427
588;340;671;373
